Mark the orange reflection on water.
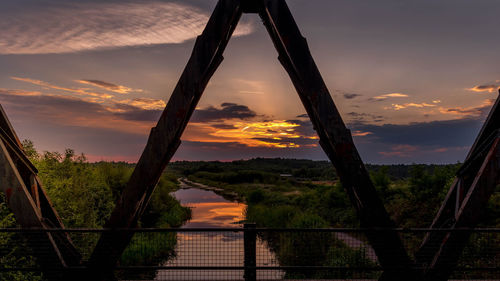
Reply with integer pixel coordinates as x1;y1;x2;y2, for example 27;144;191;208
184;202;246;228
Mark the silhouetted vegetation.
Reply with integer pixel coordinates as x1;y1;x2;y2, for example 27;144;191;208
1;141;191;280
1;144;498;279
170;158;498;279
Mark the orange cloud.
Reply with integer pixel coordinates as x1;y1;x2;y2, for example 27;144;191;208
438;99;494;117
116;98;166;110
11;76;114;99
352;130;373;137
10;76;165;111
185;120;318;149
0;88;42;97
389;102;438;110
468;81;500;93
75;80;143;94
0;88;155;136
372;92;409;100
379;144;418;157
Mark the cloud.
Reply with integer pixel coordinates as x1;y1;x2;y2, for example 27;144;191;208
371;93;409;101
346;112;385;124
351;118;483;147
438;99;494;118
0;1;254;54
352;130;373;137
174;140;325;161
75;80;142;94
191;103;257;122
349;118;486;163
211;124;238;130
379;144;418;158
252;136;317;148
343;93;362;99
11;76;114;100
184;116;319;149
11;77;167;114
110;103;162;122
116;98;166;111
389;102;438;110
376;144;468;160
284;119;316;139
0;88;160;133
468;81;500;93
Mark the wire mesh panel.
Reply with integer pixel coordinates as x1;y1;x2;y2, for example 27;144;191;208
453;230;500;280
0;228;499;280
256;230;381;280
156;231;244;280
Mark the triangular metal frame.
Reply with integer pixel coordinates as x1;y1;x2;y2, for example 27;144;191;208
1;1;497;281
88;1;416;280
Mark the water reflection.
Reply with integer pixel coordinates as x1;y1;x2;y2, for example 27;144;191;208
154;186;283;280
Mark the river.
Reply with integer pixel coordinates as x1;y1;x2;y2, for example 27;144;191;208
154;180;283;280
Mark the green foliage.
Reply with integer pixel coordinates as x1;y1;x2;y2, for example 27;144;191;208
0;141;191;279
0;194;42;281
371;166;391;201
21;139;38;162
247;189;264;204
141;175;191;228
35;149;114;231
173;158;499;279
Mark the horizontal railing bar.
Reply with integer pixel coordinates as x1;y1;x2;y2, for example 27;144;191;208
1;228;499;233
3;266;499;272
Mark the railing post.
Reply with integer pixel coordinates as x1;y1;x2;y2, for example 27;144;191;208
244;223;257;281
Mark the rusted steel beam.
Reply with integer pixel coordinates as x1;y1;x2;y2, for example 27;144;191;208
424;137;499;281
258;1;417;280
417;93;500;278
0;106;81;280
87;0;244;278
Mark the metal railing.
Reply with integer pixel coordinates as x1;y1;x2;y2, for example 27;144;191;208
0;226;499;280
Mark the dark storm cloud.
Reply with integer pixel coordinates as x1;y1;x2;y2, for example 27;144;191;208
191;102;257;122
346;112;385;124
351;118;483;147
343;93;362;99
211;124;238;130
285;119;316;137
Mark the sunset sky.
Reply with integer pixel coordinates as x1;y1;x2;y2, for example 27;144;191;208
0;0;499;163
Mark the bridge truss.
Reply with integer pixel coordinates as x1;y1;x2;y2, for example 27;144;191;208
0;0;498;280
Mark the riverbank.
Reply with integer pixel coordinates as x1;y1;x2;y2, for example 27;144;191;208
157;182;283;280
176;177;378;279
179;177;242;202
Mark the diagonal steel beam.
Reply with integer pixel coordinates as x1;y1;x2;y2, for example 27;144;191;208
417;93;500;280
424;136;499;281
87;1;244;279
0;105;81;280
258;1;418;280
